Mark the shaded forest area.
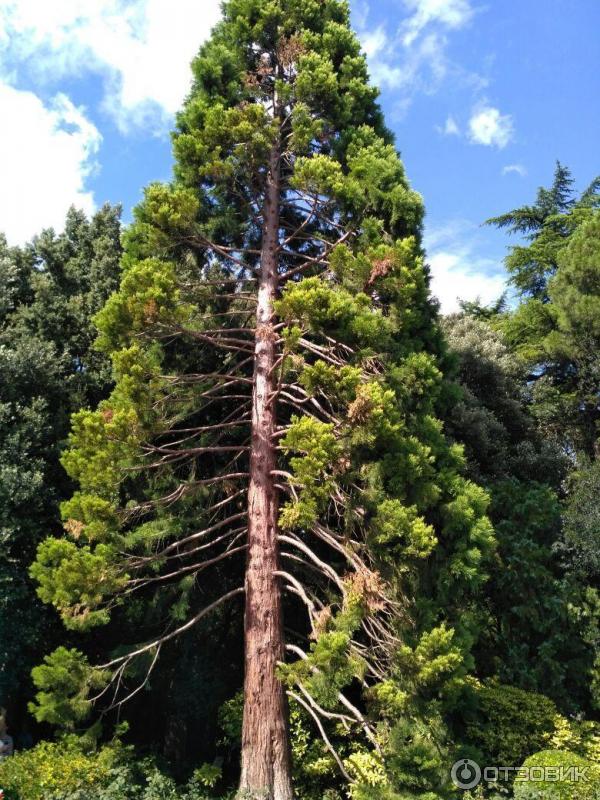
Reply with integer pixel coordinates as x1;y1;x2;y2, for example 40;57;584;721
1;1;600;799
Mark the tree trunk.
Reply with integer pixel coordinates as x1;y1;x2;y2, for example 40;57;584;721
239;137;293;800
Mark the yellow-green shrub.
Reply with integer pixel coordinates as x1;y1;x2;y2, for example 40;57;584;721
514;749;600;800
0;737;122;800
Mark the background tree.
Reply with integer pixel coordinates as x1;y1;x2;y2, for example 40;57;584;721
30;2;494;799
0;206;121;733
443;313;594;712
487;165;600;459
442;313;565;487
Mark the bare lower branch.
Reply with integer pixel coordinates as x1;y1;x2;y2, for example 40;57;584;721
100;588;245;670
126;544;248;591
142;512;249;562
110;644;162;711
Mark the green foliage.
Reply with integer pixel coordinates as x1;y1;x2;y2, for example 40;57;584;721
29;647;107;727
0;738;223;800
564;461;600;578
514;750;600;800
280;600;366;708
276;276;393;349
396;625;465;695
567;586;600;712
0;205;121;721
30;539;124;630
379;715;451;798
279;416;341;529
95;258;192;353
489;166;600;459
61;406;143;495
465;683;558;767
371;499;436;560
299;361;361;402
442;314;565;486
474;479;591;710
0;736;124;800
486;162;598;300
442;311;595;711
547;715;600;762
480;170;600;724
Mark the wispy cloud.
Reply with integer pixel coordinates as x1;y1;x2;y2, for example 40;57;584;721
425;220;508;313
400;0;474;46
437;114;460;136
356;2;516;147
365;29;447;94
468;103;514;148
502;163;527;177
357;0;484;112
0;0;222;133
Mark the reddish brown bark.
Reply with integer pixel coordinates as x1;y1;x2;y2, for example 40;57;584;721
239;138;293;800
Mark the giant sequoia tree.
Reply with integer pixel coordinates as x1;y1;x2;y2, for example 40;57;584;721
32;3;494;798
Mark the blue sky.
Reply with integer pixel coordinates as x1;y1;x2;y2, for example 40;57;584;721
0;0;598;311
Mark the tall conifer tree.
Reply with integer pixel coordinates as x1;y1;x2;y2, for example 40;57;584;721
487;166;600;459
32;2;493;797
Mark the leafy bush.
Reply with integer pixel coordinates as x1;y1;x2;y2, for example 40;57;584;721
514;749;600;800
465;683;558;767
0;737;121;800
0;737;223;800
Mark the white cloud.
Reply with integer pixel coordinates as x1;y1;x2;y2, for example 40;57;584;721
360;26;451;97
401;0;474;46
357;0;483;110
437;114;460;136
468;104;514;148
425;220;507;314
361;26;388;60
0;81;100;244
502;163;527;177
0;0;222;132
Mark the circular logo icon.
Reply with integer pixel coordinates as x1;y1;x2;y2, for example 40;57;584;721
451;758;482;790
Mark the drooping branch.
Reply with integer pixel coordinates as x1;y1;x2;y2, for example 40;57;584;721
278;533;346;593
275;569;320;631
287;691;352;782
295;681;354;730
186;234;259;273
286;644;381;753
109;644;162;711
279;229;354;281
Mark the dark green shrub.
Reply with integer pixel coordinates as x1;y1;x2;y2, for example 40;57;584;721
465;683;558;767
